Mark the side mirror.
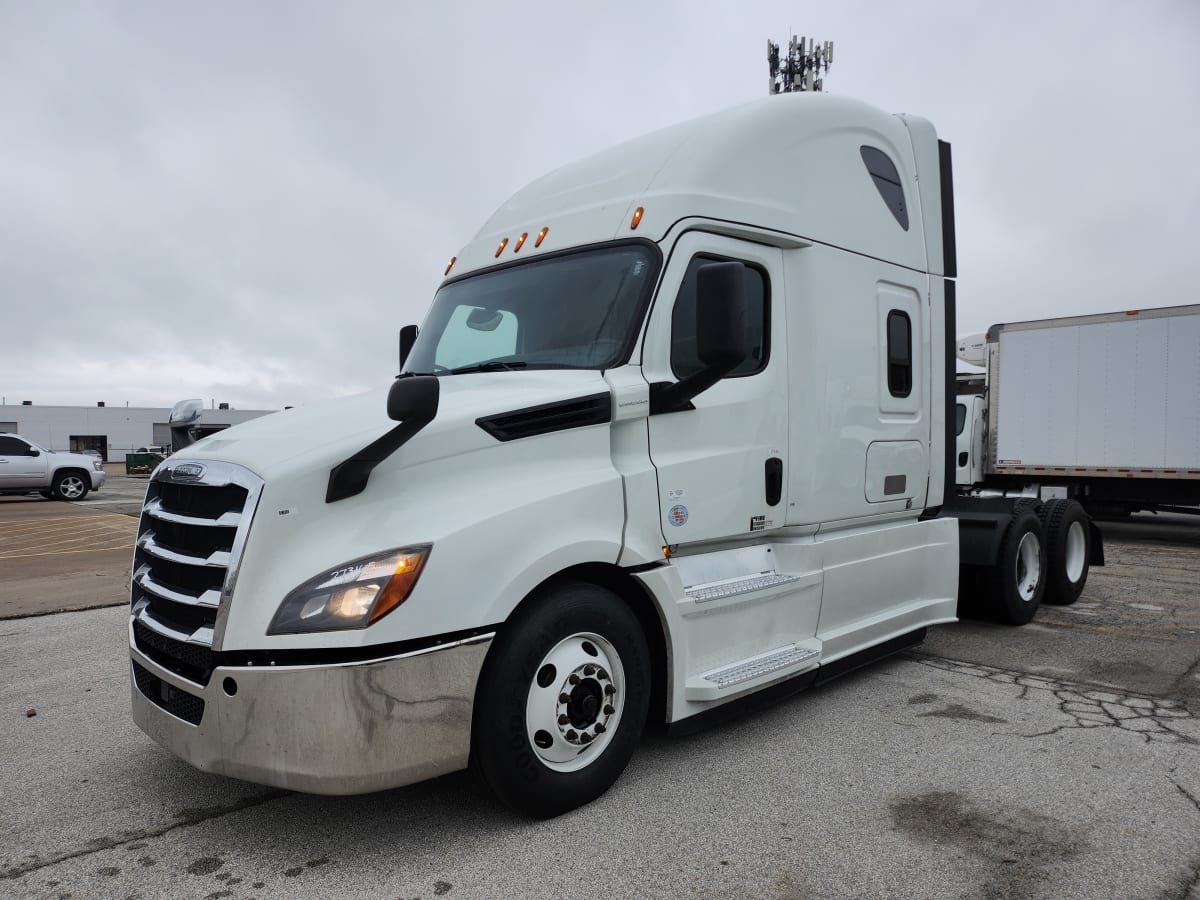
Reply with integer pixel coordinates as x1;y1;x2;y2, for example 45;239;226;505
327;375;441;503
27;448;40;457
649;261;749;415
387;374;440;423
695;262;748;370
399;324;419;370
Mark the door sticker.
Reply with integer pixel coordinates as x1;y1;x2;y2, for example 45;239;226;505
668;504;689;527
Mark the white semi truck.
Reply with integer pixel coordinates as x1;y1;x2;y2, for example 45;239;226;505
955;305;1200;527
128;93;1103;817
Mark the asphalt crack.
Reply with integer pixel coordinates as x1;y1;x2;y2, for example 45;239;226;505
0;790;286;880
909;654;1198;745
1160;779;1200;900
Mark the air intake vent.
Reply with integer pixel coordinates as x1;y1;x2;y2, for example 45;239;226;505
476;392;611;442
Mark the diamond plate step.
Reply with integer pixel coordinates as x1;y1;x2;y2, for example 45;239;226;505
684;572;802;604
685;644;820;701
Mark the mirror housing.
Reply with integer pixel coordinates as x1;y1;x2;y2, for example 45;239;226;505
387;374;440;423
327;375;441;503
26;447;40;457
649;261;749;415
398;324;419;371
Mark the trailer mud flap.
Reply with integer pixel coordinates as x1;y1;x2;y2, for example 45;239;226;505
1089;518;1106;567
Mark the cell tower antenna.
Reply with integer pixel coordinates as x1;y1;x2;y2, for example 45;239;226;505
767;33;833;96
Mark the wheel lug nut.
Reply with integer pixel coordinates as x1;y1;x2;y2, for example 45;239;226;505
558;693;570;704
594;723;606;734
558;714;569;726
598;671;608;681
568;674;580;685
580;731;593;743
604;684;615;695
584;665;595;676
603;705;615;716
566;729;578;741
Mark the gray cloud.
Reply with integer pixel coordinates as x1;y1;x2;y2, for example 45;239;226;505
1;1;1197;407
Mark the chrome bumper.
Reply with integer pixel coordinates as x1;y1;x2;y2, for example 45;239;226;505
130;632;492;794
92;470;106;489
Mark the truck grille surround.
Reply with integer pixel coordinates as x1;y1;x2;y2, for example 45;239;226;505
130;461;263;699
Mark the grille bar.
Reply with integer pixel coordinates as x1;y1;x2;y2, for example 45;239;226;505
134;570;221;609
137;532;232;568
144;498;243;528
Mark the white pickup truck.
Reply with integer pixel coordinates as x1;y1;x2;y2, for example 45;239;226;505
0;432;107;500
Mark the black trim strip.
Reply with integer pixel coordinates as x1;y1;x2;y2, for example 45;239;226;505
938;140;957;278
217;625;499;670
944;279;957;508
477;392;611;442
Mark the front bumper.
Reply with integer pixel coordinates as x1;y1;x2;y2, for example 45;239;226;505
130;631;492;794
90;469;106;489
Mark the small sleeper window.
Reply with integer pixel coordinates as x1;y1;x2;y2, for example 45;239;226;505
887;310;912;398
860;146;909;231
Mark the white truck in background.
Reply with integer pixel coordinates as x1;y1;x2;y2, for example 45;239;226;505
956;305;1200;528
127;93;1103;818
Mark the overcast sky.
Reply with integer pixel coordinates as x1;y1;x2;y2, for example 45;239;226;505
2;1;1197;409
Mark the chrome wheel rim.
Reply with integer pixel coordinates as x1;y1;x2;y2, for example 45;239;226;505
525;632;624;773
59;476;85;499
1015;532;1042;603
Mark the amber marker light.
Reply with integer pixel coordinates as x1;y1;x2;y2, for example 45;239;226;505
444;256;456;276
494;238;509;257
630;206;644;230
534;226;549;247
514;232;528;253
662;545;672;559
368;549;430;623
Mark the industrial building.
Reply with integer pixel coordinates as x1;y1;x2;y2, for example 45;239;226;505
0;402;276;461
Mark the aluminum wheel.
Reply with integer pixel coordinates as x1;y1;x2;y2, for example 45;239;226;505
524;631;624;773
1014;531;1042;603
57;475;87;500
1064;520;1087;583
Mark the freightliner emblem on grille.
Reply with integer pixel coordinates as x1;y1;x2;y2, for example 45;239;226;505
172;462;206;479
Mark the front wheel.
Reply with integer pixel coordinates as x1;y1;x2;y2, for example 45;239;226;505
52;471;89;501
471;581;650;818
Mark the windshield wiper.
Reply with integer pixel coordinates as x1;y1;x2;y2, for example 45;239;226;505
446;361;529;375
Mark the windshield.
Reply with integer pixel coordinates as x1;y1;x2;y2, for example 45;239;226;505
404;243;659;375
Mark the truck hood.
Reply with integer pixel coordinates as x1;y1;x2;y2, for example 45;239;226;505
173;370;613;482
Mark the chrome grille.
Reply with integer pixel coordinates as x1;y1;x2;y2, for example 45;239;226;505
131;460;262;685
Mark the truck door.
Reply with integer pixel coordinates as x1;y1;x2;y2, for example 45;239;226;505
0;436;47;488
641;233;788;546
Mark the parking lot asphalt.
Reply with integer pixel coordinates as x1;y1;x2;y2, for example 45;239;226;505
0;476;147;619
1;499;1198;898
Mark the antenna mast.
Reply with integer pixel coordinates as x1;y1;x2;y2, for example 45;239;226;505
767;34;833;95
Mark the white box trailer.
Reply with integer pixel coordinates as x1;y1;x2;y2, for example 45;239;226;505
128;93;1104;818
956;304;1200;516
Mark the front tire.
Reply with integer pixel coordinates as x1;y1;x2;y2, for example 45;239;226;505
52;471;89;501
1037;499;1090;605
471;580;650;818
990;508;1046;625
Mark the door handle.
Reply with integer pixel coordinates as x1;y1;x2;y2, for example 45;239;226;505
764;457;783;507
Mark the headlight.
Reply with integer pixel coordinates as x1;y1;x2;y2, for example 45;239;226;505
92;460;103;472
267;546;430;635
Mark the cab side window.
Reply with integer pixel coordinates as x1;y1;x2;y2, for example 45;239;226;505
0;436;30;455
671;255;769;379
